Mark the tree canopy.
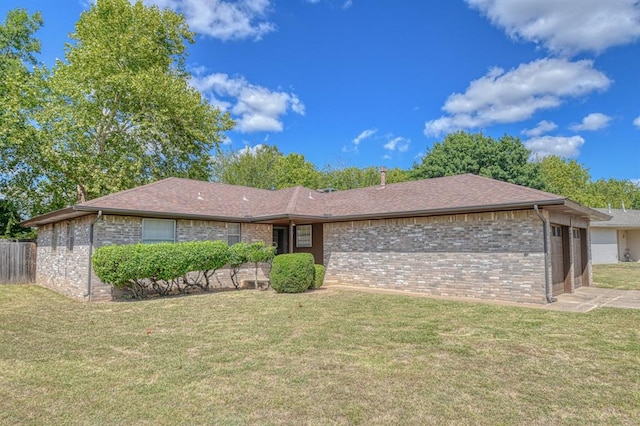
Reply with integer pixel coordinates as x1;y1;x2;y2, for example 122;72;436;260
213;145;322;190
411;131;544;189
1;0;233;217
0;9;45;214
539;155;640;209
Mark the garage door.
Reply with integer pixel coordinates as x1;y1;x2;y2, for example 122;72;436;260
572;228;583;288
550;224;566;296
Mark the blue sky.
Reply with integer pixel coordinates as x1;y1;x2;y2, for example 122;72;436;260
3;0;640;180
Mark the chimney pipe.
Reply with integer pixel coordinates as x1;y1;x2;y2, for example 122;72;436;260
380;166;386;188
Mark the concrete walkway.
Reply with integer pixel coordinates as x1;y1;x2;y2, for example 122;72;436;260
545;287;640;313
325;283;640;313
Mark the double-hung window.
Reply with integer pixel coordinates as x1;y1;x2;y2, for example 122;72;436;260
296;224;312;248
142;219;176;243
227;223;241;245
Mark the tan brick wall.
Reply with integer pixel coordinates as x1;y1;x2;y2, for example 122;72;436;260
323;210;547;304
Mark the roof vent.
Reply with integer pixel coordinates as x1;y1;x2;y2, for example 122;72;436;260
308;192;314;200
242;195;249;201
622;202;626;212
608;203;611;213
197;192;204;201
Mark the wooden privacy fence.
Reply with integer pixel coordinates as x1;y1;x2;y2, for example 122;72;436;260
0;240;37;284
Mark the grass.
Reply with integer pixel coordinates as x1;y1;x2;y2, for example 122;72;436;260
1;285;640;425
593;262;640;290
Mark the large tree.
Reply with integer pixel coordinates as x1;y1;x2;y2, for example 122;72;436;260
0;199;34;239
539;155;596;205
213;145;322;190
0;9;45;213
3;0;233;216
539;155;640;208
411;131;544;189
321;165;408;190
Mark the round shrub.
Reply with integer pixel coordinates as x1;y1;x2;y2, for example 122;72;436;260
270;253;314;293
312;264;325;289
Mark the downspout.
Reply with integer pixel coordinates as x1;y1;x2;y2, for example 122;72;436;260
84;210;103;301
534;205;556;303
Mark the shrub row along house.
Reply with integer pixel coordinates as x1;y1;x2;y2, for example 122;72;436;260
22;173;609;304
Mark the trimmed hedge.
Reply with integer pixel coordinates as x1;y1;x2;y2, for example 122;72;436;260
270;253;315;293
312;264;325;289
92;240;275;298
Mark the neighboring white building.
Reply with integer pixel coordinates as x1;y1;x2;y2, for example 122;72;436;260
590;208;640;264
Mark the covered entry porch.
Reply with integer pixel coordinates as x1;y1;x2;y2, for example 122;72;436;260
270;220;324;265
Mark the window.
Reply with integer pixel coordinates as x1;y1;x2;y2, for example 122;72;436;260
67;221;75;251
551;225;561;238
573;229;580;239
51;224;58;251
227;223;241;245
142;219;175;243
296;224;312;248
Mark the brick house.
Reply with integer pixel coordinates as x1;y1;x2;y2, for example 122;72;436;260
21;173;609;303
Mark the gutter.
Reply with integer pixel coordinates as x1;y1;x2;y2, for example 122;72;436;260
534;205;556;303
84;210;103;301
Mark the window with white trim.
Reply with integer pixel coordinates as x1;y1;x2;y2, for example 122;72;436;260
142;218;176;243
296;224;312;248
227;223;241;245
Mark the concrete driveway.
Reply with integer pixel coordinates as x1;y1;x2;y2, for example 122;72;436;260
545;287;640;313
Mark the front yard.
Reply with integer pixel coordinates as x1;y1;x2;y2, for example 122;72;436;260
1;285;639;425
593;262;640;290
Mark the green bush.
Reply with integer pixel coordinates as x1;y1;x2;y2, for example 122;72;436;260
92;241;231;298
312;264;325;289
270;253;314;293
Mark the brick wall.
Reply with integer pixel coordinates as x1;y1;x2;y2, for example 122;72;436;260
323;210;547;304
36;215;99;300
36;214;273;301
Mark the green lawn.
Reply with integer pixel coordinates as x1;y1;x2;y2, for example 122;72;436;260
1;285;639;425
593;262;640;290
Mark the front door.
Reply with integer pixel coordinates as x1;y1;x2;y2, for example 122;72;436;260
273;227;288;255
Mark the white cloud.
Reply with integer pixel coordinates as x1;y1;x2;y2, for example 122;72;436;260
344;128;377;152
238;144;264;156
424;58;611;136
342;0;353;9
383;136;410;153
570;113;612;131
522;120;557;137
525;135;585;158
191;72;305;133
353;129;377;146
633;115;640;128
466;0;640;55
143;0;276;41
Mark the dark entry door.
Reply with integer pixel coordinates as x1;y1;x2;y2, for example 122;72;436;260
273;227;288;255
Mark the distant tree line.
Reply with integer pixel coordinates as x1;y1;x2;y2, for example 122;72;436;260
211;132;640;210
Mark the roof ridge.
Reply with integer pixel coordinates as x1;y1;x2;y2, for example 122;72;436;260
79;177;181;207
463;173;565;199
285;186;304;214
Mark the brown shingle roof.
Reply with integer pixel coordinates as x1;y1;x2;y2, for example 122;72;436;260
21;174;607;226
